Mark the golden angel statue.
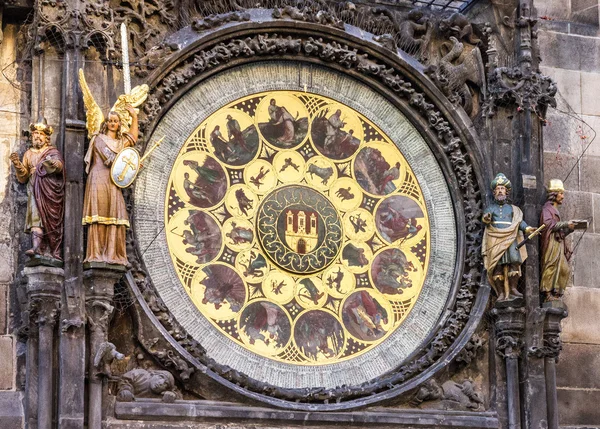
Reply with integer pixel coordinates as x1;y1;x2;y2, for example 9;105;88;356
79;69;148;266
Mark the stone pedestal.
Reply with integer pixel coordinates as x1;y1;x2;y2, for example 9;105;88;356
24;266;63;429
543;301;568;429
492;303;526;429
84;266;126;429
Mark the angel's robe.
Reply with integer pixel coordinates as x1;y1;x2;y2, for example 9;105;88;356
82;132;134;265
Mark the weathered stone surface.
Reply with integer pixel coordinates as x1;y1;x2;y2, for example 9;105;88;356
594;193;600;232
543;111;597;156
556;190;594;227
572;233;600;288
538;31;600;73
114;400;499;428
541;67;581;114
557;342;600;388
571;114;600;158
0;335;14;389
543;151;580;190
581;72;600;115
571;0;600;26
534;0;571;18
562;286;600;343
558;388;600;425
581;155;600;192
0;391;24;429
0;284;6;335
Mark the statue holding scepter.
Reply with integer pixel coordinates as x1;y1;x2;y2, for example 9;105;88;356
10;119;65;262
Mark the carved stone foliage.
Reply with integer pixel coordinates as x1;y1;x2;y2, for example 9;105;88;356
491;305;526;359
529;306;568;360
36;0;116;53
192;11;251;32
409;378;484;410
29;296;60;327
110;0;179;67
268;4;487;116
36;1;489;116
35;0;183;73
455;333;485;365
484;66;557;119
127;26;485;407
86;300;115;335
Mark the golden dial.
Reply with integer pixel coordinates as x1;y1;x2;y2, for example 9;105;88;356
165;90;430;365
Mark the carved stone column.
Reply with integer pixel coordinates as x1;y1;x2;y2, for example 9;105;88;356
492;304;526;429
84;266;125;429
24;266;63;429
543;302;568;429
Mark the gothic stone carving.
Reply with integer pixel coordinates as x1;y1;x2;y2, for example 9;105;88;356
484;66;557;120
455;333;485;365
410;379;484;410
192;11;251;32
93;342;125;378
116;368;177;403
492;305;526;359
269;5;486;116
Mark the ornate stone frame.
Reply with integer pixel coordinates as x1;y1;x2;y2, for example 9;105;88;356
125;12;489;410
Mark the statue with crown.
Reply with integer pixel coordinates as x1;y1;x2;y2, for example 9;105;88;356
10;118;65;265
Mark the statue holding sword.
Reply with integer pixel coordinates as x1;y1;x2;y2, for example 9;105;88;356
80;23;161;266
482;173;540;301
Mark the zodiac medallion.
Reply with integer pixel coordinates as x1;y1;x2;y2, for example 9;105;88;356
165;90;430;365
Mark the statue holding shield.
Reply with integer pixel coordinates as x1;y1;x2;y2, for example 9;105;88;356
79;70;148;266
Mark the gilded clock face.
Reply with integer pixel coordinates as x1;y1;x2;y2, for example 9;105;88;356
164;90;430;365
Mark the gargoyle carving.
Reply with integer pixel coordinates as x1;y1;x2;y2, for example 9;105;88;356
425;36;486;116
93;342;125;378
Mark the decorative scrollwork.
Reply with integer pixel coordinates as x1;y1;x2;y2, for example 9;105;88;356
484;66;557;120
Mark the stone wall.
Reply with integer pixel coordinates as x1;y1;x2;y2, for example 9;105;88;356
535;0;600;426
0;22;23;393
0;19;27;428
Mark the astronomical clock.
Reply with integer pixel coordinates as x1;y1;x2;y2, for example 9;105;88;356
133;59;469;406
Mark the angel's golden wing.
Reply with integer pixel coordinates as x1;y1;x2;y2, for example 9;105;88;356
111;84;149;134
78;69;104;138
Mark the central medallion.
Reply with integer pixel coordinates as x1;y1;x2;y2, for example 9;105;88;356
257;185;343;275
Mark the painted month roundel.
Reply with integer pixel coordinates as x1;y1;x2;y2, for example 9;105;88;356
164;90;430;364
134;62;457;391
